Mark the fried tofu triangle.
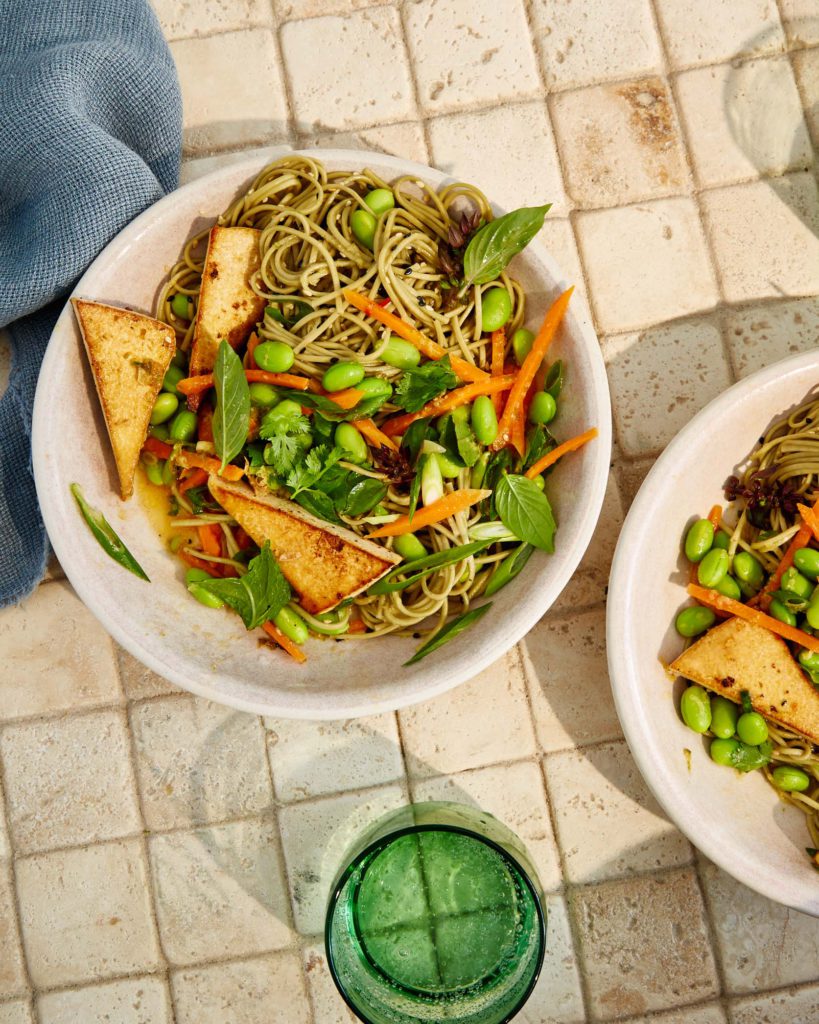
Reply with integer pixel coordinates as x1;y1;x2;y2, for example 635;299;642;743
187;226;266;409
208;477;401;614
72;299;175;500
671;617;819;744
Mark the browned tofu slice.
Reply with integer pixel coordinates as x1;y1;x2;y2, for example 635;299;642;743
72;299;175;500
187;226;266;408
670;617;819;743
208;477;401;614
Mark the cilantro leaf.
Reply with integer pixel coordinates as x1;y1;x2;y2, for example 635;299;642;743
729;740;773;773
287;445;345;497
260;411;313;476
196;543;290;630
394;357;458;412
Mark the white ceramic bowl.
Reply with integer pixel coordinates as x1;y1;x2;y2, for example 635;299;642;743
608;351;819;915
33;148;611;719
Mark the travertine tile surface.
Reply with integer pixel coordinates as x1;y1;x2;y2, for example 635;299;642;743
3;1;818;1021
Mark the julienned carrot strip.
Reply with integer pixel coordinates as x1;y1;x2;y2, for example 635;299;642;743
490;328;506;416
798;502;819;544
198;523;221;556
688;583;819;653
178;549;238;578
760;514;815;601
179;468;209;493
347;617;367;634
177;370;311;396
381;375;517;438
142;436;244;481
524;428;598;479
352;418;399;452
343;289;489;384
262;621;308;663
245;332;260;370
708;505;722;530
492;287;573;451
368;489;491;538
325;387;364;411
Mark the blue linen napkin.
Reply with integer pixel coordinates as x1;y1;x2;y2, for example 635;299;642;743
0;0;182;606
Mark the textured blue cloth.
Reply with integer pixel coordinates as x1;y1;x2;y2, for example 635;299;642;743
0;0;182;606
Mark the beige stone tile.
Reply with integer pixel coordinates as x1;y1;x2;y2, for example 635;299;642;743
412;761;562;894
405;0;540;116
37;977;173;1024
149;820;292;965
699;859;819;993
276;0;388;18
793;48;819;150
575;198;718;334
544;740;692;884
0;709;140;856
521;607;623;753
729;983;819;1024
615;456;656;511
428;102;568;216
281;10;414;133
16;840;161;988
552;78;687;209
0;862;26;999
150;0;273;39
602;316;731;458
780;1;819;47
572;869;719;1019
172;31;289;155
399;652;536;777
0;1003;33;1024
722;296;819;378
515;893;584;1024
264;714;403;802
131;695;271;830
537;218;586;296
702;173;819;303
0;581;121;722
278;784;406;934
172;953;309;1024
619;1007;726;1024
675;58;813;188
654;0;786;68
302;943;358;1023
0;778;9;862
299;122;429;164
529;0;662;92
116;645;179;700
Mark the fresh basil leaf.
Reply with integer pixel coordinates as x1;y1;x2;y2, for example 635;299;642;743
287;445;345;497
197;542;290;629
462;205;551;290
342;478;388;518
408;454;425;522
495;473;557;552
482;448;514;517
402;417;432;464
266;298;313;327
70;483;149;581
404;603;493;665
729;740;773;773
483;543;534;597
369;540;492;595
295;488;343;525
394;356;458;412
213;339;251;470
279;388;388;423
545;360;565;400
522;425;557;473
315;464;354;500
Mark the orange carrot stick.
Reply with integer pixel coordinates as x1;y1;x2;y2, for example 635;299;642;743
368;489;490;538
142;437;244;482
262;621;308;663
177;370;311;396
707;504;723;530
198;523;222;556
688;583;819;652
524;428;598;479
490;327;506;416
798;502;819;544
752;501;819;608
347;617;367;634
492;287;573;451
179;468;209;494
324;387;364;411
244;331;260;370
343;289;489;384
352;418;399;452
381;375;517;438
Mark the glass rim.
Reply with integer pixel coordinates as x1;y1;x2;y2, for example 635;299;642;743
324;822;547;1024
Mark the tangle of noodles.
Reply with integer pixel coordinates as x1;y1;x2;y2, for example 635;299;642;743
153;155;535;640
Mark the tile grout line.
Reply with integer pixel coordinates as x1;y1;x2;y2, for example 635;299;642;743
396;0;433;161
0;745;35;1014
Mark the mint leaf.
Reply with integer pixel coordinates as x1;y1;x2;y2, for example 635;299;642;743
197;542;290;630
341;478;388;518
213;339;251;470
462;205;551;290
729;740;773;773
495;473;556;553
394;356;458;412
294;488;343;525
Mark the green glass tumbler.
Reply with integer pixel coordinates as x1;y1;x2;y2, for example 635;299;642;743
325;802;546;1024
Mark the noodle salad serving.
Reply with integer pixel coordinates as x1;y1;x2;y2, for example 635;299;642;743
70;155;597;665
670;396;819;867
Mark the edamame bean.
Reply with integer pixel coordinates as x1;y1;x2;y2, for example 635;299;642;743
529;392;557;426
480;287;512;333
680;685;712;734
437;452;463;478
794;547;819;580
781;566;813;600
733;550;764;590
248;382;279;408
255;340;295;373
364;188;395;216
698;548;730;588
684;519;714;563
355;377;393;400
533;475;545;491
713;530;731;550
144;458;164;486
335;423;368;462
381;335;421;370
148;424;169;442
714;574;742;600
471;395;498;445
323;361;365;392
769;597;797;627
451;404;470;425
393;534;427;560
171;293;192;320
150;392;178;425
711;696;739;739
675;605;716;637
274;607;309;645
512;328;534;366
351;208;377;249
187;583;224;609
161;459;174;486
799;648;819;672
710;737;740;766
771;766;811;792
185;567;214;585
163;364;186;395
265;399;302;422
169;409;197;443
736;711;768;745
806;586;819;630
